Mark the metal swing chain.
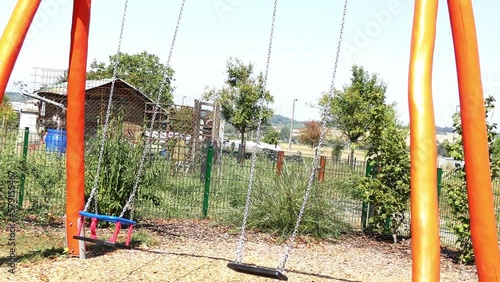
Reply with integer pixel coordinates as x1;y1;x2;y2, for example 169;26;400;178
235;0;279;264
277;0;349;272
84;0;130;213
120;0;187;219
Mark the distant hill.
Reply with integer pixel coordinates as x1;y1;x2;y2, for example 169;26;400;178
271;115;456;133
270;114;304;129
436;126;454;133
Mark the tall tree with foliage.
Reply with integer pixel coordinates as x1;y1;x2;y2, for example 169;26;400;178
320;65;387;163
443;95;499;264
203;57;274;158
360;105;410;242
298;120;324;148
86;51;174;104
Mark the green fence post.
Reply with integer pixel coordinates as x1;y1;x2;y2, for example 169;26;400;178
202;145;214;219
437;167;443;203
361;161;372;231
18;127;29;208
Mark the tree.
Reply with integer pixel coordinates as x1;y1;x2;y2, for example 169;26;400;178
360;105;410;243
490;136;500;178
279;126;290;141
298;120;324;148
437;140;450;157
320;65;387;163
203;57;274;159
87;51;174;104
443;95;498;264
168;106;193;135
263;129;280;147
330;137;345;161
0;96;18;129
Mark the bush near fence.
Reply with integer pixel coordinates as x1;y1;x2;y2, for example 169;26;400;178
1;127;499;246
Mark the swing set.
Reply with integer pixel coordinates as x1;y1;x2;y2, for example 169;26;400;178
0;0;499;281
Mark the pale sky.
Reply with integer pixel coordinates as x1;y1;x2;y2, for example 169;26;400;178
1;0;500;127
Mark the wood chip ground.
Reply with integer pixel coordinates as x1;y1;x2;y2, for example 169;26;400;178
4;219;477;281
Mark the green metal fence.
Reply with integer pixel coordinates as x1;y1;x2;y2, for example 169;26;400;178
2;127;500;248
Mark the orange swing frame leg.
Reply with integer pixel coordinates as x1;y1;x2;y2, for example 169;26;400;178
408;0;441;281
0;0;42;102
447;0;500;281
409;0;500;281
65;0;92;256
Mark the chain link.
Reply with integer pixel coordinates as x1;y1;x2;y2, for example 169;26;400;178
120;0;187;218
84;0;129;213
277;0;349;271
235;0;279;264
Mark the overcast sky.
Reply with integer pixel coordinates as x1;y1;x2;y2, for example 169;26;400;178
2;0;499;127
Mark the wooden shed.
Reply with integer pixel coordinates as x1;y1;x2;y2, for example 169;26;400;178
34;78;158;139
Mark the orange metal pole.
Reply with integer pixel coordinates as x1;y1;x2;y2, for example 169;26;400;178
408;0;440;281
65;0;92;256
0;0;42;101
447;1;500;280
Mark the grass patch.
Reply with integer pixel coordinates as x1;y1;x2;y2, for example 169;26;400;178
131;229;160;247
0;224;67;264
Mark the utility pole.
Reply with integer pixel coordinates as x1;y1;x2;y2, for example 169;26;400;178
453;105;460;141
288;98;297;150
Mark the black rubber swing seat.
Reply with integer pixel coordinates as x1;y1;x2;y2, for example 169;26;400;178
227;263;288;281
73;235;133;249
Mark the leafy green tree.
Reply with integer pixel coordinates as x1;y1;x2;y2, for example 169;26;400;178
0;96;18;129
330;137;345;161
203;57;274;159
298;120;324;148
169;106;193;134
360;105;410;242
443;95;498;264
320;65;387;163
279;126;290;141
490;136;500;178
87;51;174;104
437;140;450;157
263;129;280;147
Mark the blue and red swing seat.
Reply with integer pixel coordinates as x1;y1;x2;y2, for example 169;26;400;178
73;211;137;249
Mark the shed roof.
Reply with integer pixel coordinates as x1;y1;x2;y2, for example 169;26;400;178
35;78;156;104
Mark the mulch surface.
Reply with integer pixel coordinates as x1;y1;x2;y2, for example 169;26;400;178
3;219;477;281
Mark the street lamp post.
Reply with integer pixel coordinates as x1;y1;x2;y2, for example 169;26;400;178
453;105;460;141
288;98;297;150
182;96;186;105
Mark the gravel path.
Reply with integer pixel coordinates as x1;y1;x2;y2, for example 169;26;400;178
3;220;477;282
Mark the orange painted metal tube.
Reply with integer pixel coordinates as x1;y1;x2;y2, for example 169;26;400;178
0;0;42;101
408;0;440;281
447;1;500;280
65;0;92;256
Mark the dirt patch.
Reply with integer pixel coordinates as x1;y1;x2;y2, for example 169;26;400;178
3;219;477;281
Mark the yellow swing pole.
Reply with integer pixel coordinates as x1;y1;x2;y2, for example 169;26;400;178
408;0;441;281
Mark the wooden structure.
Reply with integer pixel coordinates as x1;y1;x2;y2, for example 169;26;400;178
34;79;156;138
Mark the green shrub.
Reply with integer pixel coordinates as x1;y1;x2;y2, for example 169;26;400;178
84;116;146;219
0;129;26;220
24;153;66;218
